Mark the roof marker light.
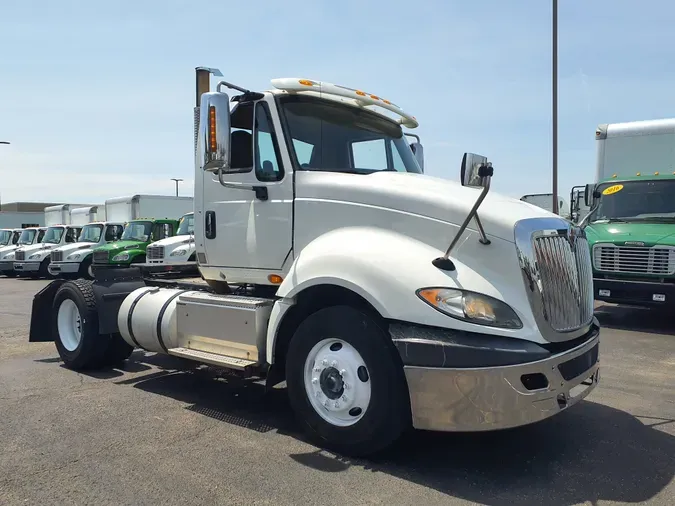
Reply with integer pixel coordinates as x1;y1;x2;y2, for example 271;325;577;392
636;172;641;176
655;171;659;175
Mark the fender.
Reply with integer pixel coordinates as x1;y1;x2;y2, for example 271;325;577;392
266;226;540;364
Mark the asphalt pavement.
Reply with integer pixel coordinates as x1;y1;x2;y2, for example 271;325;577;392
0;278;673;506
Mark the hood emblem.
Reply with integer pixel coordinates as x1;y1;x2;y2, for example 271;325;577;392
623;240;645;246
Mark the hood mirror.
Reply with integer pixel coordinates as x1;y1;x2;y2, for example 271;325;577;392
461;153;492;188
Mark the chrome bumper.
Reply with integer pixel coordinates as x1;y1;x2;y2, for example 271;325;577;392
0;260;14;272
402;331;600;432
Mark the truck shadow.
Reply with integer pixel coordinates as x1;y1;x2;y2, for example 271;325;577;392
118;352;674;506
595;303;675;335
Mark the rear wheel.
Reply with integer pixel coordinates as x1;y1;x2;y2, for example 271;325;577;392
53;279;110;369
285;305;410;457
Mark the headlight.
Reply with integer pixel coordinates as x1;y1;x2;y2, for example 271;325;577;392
29;253;43;259
112;252;130;262
68;254;81;261
416;288;522;329
170;248;188;257
5;253;15;260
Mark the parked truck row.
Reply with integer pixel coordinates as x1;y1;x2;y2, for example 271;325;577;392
0;197;196;280
22;67;600;457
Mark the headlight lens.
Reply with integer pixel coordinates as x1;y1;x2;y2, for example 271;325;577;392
112;252;130;262
29;253;42;259
68;254;81;261
170;248;188;257
416;288;522;329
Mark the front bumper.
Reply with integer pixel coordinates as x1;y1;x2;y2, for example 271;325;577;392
0;260;15;273
48;262;80;275
392;322;600;432
13;261;41;273
594;277;675;306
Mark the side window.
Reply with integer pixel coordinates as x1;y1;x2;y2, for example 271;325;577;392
351;139;387;171
105;225;122;241
390;141;407;172
65;228;79;243
230;102;254;171
254;103;284;182
153;223;173;241
293;139;314;167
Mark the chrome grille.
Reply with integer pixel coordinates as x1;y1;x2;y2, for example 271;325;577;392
515;218;595;343
15;250;25;261
50;250;63;262
593;245;675;275
147;246;165;260
93;250;109;264
533;235;594;332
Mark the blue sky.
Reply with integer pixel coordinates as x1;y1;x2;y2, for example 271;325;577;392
2;0;675;205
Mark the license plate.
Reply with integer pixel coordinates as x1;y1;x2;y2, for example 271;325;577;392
653;294;666;302
599;289;610;297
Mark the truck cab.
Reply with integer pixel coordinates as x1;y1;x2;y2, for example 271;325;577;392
14;224;83;278
0;227;46;277
28;69;600;458
0;228;22;248
91;218;180;267
142;212;197;275
48;221;125;279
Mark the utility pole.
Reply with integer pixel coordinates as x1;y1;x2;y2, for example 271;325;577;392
552;0;559;214
0;142;9;211
170;178;183;197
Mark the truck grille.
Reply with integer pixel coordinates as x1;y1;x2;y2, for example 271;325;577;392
515;218;595;342
93;250;109;264
147;246;165;260
593;245;675;276
15;250;25;261
51;250;63;262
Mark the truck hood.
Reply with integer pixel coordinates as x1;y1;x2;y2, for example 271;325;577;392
96;240;144;253
584;222;675;246
149;235;192;248
0;244;19;255
303;171;558;242
17;243;59;254
53;242;98;256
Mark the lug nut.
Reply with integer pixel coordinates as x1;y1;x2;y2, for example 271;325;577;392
312;378;318;385
331;360;338;367
322;359;328;366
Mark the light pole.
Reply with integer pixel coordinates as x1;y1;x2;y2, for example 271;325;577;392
552;0;559;214
170;178;183;196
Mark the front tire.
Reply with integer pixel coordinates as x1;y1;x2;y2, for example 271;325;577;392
52;279;111;369
78;256;94;279
285;305;410;457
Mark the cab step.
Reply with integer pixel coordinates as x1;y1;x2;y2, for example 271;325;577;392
167;347;258;371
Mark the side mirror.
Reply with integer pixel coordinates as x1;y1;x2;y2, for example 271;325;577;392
460;152;492;188
410;142;425;172
584;183;594;207
198;91;231;172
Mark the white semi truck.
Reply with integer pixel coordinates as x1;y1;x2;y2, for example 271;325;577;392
140;212;198;276
28;68;600;457
48;205;124;279
13;205;84;278
0;227;46;276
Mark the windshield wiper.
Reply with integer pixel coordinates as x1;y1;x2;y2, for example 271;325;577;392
629;216;675;223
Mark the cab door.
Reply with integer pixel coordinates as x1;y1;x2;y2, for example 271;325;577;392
200;95;294;272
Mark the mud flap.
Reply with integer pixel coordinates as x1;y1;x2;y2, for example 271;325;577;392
29;280;67;342
90;266;146;335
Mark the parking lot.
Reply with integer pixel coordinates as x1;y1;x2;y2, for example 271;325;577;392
0;278;673;506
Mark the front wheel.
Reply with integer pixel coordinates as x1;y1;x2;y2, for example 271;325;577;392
285;305;411;457
78;256;94;279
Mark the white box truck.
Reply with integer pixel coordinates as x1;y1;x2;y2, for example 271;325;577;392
520;193;570;220
13;206;85;278
28;68;599;457
49;206;124;279
0;227;46;276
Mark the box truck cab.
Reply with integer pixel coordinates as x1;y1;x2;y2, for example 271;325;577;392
0;228;21;247
48;206;124;279
90;195;193;268
28;69;600;458
0;228;39;277
142;212;197;275
582;119;675;307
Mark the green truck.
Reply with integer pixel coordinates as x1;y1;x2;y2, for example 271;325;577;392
580;119;675;308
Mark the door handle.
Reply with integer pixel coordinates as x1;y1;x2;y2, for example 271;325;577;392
205;211;216;239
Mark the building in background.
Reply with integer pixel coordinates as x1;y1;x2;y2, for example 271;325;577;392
0;202;90;228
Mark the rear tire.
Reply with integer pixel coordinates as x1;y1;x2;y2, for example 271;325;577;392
52;279;111;370
285;305;410;457
100;334;135;367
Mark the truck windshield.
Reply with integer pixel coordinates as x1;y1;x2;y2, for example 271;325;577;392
121;221;152;242
43;226;65;244
78;224;103;243
18;229;36;245
277;95;422;174
590;180;675;223
176;214;194;236
0;230;11;246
